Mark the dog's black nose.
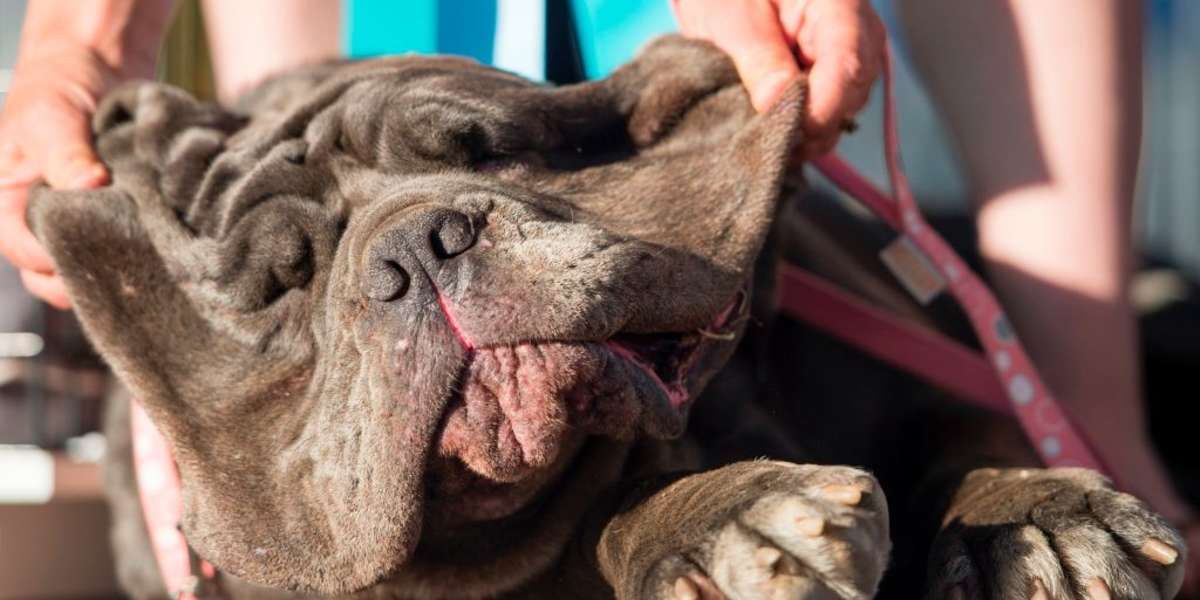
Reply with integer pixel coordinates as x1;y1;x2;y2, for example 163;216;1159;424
428;210;476;259
362;208;479;302
363;257;409;302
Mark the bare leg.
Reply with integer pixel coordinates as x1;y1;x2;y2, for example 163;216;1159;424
896;0;1190;522
896;0;1200;591
201;0;341;103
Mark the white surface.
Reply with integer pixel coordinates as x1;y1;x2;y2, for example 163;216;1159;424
493;0;545;81
0;332;43;358
0;445;54;504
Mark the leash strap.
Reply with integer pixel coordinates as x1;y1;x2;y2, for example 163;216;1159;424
131;401;219;599
794;45;1107;474
776;263;1010;410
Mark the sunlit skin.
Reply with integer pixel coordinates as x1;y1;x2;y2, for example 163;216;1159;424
895;1;1199;593
0;1;173;308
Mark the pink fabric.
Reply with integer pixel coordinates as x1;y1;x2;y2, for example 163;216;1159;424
776;263;1009;410
807;47;1107;474
132;401;217;599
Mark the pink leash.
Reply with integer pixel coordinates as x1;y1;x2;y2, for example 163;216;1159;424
785;45;1108;475
131;402;218;599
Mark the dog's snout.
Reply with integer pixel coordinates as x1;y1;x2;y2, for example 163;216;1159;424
361;207;479;303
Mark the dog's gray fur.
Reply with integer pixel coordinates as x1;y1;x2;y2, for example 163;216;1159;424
29;36;1185;599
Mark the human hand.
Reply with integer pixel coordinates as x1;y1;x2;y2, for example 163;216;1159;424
672;0;885;158
0;42;121;309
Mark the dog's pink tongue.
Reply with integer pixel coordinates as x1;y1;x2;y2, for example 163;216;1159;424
436;344;600;482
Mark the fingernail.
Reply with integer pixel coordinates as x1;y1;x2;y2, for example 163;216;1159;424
67;163;107;189
1142;539;1179;565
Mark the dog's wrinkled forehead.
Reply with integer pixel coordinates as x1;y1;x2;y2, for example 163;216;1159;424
32;35;804;330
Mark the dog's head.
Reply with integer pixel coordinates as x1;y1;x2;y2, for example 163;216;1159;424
29;36;803;593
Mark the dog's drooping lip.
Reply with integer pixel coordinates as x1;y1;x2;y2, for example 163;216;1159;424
429;293;744;522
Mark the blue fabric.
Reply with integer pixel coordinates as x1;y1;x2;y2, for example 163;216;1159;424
343;0;436;58
342;0;496;64
437;0;497;66
343;0;680;80
570;0;677;79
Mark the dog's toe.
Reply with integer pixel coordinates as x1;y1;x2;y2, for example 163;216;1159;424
927;468;1186;600
644;463;890;600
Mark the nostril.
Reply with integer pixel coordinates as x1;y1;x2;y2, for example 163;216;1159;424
430;212;476;259
364;259;409;302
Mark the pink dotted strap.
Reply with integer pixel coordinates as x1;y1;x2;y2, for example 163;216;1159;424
131;401;219;599
776;263;1011;410
809;45;1108;475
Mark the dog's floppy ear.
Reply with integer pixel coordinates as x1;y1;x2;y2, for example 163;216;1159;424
512;35;806;333
26;82;313;434
29;186;225;425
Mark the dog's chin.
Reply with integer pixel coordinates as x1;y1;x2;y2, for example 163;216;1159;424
426;433;587;524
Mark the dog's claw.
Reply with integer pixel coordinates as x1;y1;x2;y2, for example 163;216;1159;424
795;516;826;536
820;484;863;506
1142;539;1179;565
754;546;783;571
636;464;886;600
1030;578;1050;600
1086;577;1112;600
673;576;700;600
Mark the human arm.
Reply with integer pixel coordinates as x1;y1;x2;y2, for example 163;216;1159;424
200;0;339;104
0;0;175;307
671;0;885;158
895;0;1199;590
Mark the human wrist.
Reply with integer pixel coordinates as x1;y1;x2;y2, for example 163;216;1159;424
17;0;175;80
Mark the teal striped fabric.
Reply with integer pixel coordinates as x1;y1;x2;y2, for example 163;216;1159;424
343;0;438;58
341;0;679;80
343;0;530;78
569;0;676;78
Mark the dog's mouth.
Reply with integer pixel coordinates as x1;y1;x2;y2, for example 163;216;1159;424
428;292;744;522
605;330;703;409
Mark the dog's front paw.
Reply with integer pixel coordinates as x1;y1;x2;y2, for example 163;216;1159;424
927;467;1186;600
603;461;890;600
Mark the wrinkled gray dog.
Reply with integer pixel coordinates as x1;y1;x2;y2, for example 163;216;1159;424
30;36;1186;599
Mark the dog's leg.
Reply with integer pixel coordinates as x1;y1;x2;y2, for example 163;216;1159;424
595;461;891;600
907;408;1186;599
924;465;1186;600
